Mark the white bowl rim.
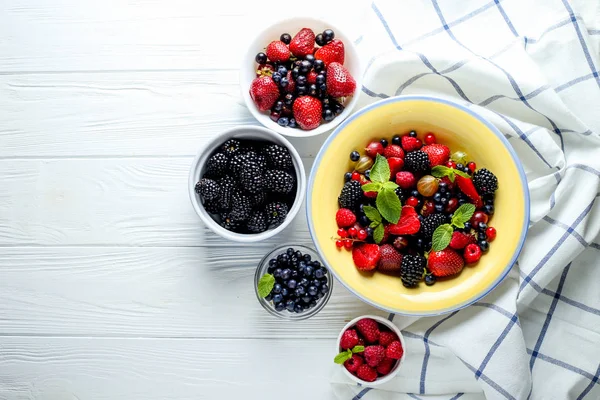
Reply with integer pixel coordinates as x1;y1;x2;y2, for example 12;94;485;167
188;125;306;243
240;16;363;138
336;314;406;386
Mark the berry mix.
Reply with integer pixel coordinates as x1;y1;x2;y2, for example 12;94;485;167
195;138;296;233
250;28;356;130
257;247;330;314
335;131;499;287
334;318;403;382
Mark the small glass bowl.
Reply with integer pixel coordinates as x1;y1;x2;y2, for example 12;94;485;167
254;244;333;320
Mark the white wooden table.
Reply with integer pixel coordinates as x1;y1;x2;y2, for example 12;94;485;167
0;1;385;399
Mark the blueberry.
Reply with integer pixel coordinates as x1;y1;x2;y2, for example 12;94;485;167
425;274;436;286
302;296;311;303
307;285;318;296
273;268;282;278
267;265;276;274
448;213;454;221
284;93;294;106
463;167;471;174
299;278;309;287
319;83;327;92
350;151;360;162
312;279;321;288
438;181;447;190
295;286;306;296
311;261;321;268
281;288;289;297
272;72;282;82
300;60;311;73
281;269;291;280
277;66;288;76
287;279;297;289
323;29;335;42
316;74;326;84
435;204;444;213
272;294;283;303
364;170;371;180
290;270;299;279
479;240;490;252
305;54;315;64
274;302;285;311
292;67;300;79
380;139;388;148
320;283;329;294
286;248;294;256
433;193;442;202
359;215;369;227
303;254;312;262
478;223;488;231
484;204;495;215
344;172;352;182
294;304;304;313
392;135;401;145
315;33;326;46
265;293;273;301
456;163;464;170
440;197;448;205
296;85;307;95
279;77;289;88
280;253;289;262
415;238;424;250
409;130;417;137
288;118;297;128
286;300;295;311
296;75;307;86
280;33;291;44
309;300;317;308
366;227;374;237
277;117;289;127
478;233;487;241
255;52;267;64
272;283;282;294
463;222;472;231
439;186;447;194
308;84;318;97
411;190;420;198
303;266;314;277
458;199;467;206
314;59;325;72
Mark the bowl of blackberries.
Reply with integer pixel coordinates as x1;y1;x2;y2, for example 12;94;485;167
241;17;362;137
255;245;332;320
189;125;306;242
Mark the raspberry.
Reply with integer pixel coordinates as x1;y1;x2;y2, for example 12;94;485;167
385;341;404;360
336;208;357;228
378;331;399;347
344;354;364;373
340;329;359;350
356;318;380;343
356;364;378;382
364;345;385;367
376;357;396;375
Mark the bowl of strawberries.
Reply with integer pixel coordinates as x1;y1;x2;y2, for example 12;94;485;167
307;95;530;316
241;17;362;137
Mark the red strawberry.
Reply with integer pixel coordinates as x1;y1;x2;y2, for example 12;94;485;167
385;341;404;360
356;364;378;382
422;144;450;167
381;225;391;243
352;244;381;271
464;243;482;264
344;354;364;373
377;244;403;275
256;63;275;77
388;206;421;235
383;144;405;159
336;208;357;228
326;62;356;97
388;157;404;176
340;329;360;349
377;358;396;375
428;249;465;277
401;136;422;152
292;96;322;130
307;71;318;84
314;39;345;66
290;28;315;57
286;71;296;93
249;76;279;111
266;40;290;62
455;175;483;208
395;171;416;189
364;345;386;367
449;231;475;250
356;318;380;343
378;331;399;347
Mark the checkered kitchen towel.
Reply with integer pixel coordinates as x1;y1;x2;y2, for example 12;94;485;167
330;0;600;399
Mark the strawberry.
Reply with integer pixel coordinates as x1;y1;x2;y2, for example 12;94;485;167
326;62;356;97
344;354;364;373
314;39;345;66
285;71;296;93
388;206;421;235
352;244;381;271
428;249;465;277
381;225;391;243
256;63;275;77
290;28;315;57
336;208;357;228
464;243;482;263
401;136;422;152
377;244;402;275
388;157;404;176
249;76;279;111
292;96;322;130
307;71;318;84
340;329;360;349
383;144;405;159
385;341;404;360
376;358;396;375
455;175;483;208
266;40;290;62
356;318;380;343
356;364;378;382
395;171;416;189
378;331;399;347
449;231;475;250
422;144;450;167
364;345;386;367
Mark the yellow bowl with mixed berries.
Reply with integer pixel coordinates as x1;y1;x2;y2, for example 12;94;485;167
307;95;529;316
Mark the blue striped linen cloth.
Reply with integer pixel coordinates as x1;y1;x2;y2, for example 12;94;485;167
330;0;600;399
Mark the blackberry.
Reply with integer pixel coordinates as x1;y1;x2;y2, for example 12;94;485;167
247;210;268;233
338;180;362;210
229;153;248;176
264;170;295;194
205;153;229;178
404;150;431;172
472;168;498;195
250;191;267;207
400;254;425;288
240;167;264;194
203;199;221;214
217;175;237;211
263;144;293;170
230;192;252;221
245;151;267;172
420;214;449;238
265;202;289;228
220;213;242;232
195;178;219;201
221;139;241;157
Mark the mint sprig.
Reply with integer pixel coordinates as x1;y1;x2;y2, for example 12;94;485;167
361;155;401;224
431;165;470;182
430;204;477;251
369;154;390;183
333;346;365;364
257;274;275;298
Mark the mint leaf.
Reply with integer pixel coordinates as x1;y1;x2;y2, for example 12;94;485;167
370;154;390;183
431;165;453;178
257;274;275;298
455;169;471;178
363;205;382;224
334;349;353;364
370;221;380;228
361;182;382;193
352;345;365;353
373;224;385;244
376;188;401;224
451;203;476;228
431;224;453;251
383;181;399;191
451;151;468;164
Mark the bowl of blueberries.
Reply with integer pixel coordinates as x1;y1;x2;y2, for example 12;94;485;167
255;245;332;320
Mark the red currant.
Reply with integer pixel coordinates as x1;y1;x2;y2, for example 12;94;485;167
446;160;457;169
486;227;497;241
446;198;459;213
337;228;348;238
357;229;368;240
467;162;476;173
424;133;436;145
343;239;354;249
348;227;357;237
351;172;361;181
335;240;344;248
406;196;419;207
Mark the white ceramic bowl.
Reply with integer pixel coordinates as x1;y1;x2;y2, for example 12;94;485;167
336;315;406;386
240;17;363;138
188;125;306;242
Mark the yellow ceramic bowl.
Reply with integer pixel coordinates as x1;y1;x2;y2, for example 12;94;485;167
307;95;529;316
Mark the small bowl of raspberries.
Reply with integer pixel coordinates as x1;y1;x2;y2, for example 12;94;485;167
189;125;306;242
241;17;362;137
334;316;405;385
